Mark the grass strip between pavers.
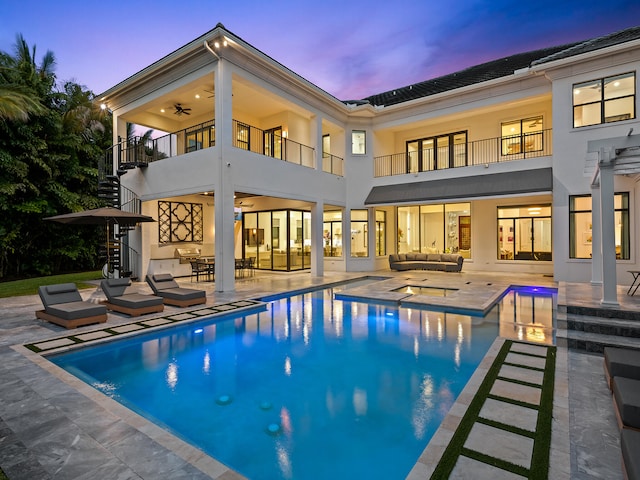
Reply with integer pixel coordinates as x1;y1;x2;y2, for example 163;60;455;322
529;346;556;479
429;340;556;480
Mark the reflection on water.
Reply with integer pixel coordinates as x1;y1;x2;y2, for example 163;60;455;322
51;285;555;480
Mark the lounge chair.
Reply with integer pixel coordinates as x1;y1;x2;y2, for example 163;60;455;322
100;278;164;317
604;347;640;389
613;377;640;431
621;428;640;480
146;273;206;307
36;283;107;329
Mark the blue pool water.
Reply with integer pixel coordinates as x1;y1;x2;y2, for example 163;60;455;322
50;284;555;479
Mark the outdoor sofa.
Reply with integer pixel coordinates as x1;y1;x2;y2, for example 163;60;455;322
100;278;164;317
146;273;206;307
603;347;640;479
36;283;107;329
388;253;464;272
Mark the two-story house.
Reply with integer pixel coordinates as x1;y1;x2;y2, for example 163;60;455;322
97;23;640;301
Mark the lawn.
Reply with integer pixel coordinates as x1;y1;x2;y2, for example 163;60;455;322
0;271;102;298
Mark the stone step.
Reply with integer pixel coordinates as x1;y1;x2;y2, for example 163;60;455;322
556;328;640;354
559;313;640;339
565;304;640;321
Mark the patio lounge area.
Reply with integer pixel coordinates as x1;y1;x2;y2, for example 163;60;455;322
0;269;638;479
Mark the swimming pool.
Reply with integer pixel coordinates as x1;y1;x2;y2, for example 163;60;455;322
50;284;555;479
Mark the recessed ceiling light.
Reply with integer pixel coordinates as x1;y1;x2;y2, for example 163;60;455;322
195;94;200;99
160;108;165;113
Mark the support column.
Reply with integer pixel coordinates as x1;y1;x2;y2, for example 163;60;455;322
213;55;236;292
312;115;323;172
310;200;324;277
599;159;618;306
590;183;603;286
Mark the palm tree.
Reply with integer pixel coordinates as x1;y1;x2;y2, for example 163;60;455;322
0;34;55;121
0;84;44;121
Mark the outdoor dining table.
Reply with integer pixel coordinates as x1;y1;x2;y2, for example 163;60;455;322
197;257;215;281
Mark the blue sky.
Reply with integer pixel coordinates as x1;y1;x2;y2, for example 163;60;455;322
1;0;639;100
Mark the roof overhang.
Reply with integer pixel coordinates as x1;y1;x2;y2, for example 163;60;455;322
364;168;553;205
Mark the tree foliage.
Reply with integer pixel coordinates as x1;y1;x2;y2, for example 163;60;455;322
0;34;112;279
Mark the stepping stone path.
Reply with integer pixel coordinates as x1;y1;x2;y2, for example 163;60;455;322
429;340;555;479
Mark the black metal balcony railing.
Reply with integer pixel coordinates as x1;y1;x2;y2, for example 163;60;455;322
102;118;344;177
232;120;316;169
374;129;552;177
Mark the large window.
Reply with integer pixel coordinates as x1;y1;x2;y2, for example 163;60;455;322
397;203;471;255
573;72;635;127
406;131;467;172
569;193;629;259
497;205;552;261
242;209;310;271
323;211;342;257
501;116;543;155
350;210;368;257
375;210;386;256
352;130;366;155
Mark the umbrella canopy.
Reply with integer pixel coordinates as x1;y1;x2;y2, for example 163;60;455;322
44;206;155;225
45;207;156;277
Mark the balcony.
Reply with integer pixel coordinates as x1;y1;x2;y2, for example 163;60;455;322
232;120;343;175
374;129;552;177
101;119;343;178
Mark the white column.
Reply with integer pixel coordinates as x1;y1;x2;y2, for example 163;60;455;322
310;200;324;277
213;57;236;292
312;115;322;172
343;207;351;264
590;182;603;285
599;161;618;306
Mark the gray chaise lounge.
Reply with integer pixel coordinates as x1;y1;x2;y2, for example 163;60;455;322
146;273;206;307
389;253;464;272
613;377;640;430
621;428;640;480
101;278;164;317
604;347;640;389
36;283;107;329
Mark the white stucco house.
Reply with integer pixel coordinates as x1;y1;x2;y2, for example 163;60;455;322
97;23;640;303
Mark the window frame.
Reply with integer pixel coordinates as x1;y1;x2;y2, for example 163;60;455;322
375;210;386;256
497;205;552;261
569;193;630;259
500;116;543;156
572;72;636;128
351;130;366;155
405;131;467;172
350;209;369;257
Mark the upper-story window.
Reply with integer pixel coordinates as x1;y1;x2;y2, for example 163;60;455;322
352;130;366;155
406;131;467;172
573;72;636;127
501;116;543;155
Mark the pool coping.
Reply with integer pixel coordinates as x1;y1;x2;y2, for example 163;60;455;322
24;299;265;356
334;276;552;316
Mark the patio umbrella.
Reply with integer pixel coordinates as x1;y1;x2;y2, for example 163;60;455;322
44;207;156;274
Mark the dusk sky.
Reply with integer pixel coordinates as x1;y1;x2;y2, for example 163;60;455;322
1;0;639;100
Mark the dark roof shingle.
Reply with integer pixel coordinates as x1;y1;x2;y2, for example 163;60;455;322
359;25;640;108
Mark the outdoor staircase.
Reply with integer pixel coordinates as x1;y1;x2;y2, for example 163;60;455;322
556;306;640;353
98;146;147;279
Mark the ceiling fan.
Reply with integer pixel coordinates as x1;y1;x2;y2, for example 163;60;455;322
174;103;191;115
